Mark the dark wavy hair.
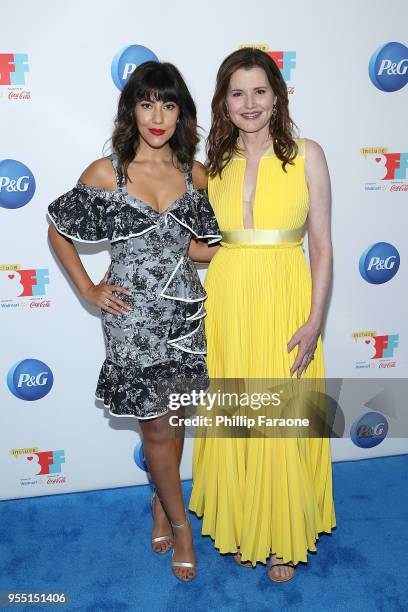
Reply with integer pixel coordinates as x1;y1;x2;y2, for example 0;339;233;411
111;61;199;180
207;48;298;177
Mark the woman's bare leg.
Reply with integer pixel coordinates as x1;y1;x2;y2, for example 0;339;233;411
175;416;185;465
149;434;184;553
147;414;185;553
140;412;194;580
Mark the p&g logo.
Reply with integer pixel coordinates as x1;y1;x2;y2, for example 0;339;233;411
350;412;388;448
111;45;159;91
0;159;36;209
7;359;54;401
133;441;148;472
369;42;408;92
359;242;400;284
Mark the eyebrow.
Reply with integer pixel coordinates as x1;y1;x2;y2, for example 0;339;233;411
140;99;177;104
229;85;269;91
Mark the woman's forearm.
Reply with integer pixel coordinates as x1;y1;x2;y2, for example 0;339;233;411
48;224;94;296
189;239;220;263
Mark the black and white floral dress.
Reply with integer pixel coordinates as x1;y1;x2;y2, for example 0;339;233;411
48;155;221;419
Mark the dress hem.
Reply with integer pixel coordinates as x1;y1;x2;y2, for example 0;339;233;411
95;395;169;421
188;506;337;566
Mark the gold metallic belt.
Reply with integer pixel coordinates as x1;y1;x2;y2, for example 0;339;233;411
220;227;304;249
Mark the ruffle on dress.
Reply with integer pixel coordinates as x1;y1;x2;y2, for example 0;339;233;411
158;256;208;354
47;181;222;244
168;188;223;244
167;299;207;355
96;355;209;419
161;256;207;302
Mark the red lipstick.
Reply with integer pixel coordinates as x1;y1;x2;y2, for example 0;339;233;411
149;128;165;136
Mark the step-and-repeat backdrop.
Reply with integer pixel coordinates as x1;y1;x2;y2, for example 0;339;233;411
1;0;407;499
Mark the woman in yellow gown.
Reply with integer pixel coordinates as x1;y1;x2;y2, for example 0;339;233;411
189;48;336;582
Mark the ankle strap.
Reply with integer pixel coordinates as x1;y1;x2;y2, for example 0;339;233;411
171;513;189;529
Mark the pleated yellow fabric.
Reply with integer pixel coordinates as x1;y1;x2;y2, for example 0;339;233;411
189;139;336;565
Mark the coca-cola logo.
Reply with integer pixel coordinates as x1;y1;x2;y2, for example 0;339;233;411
29;300;51;308
390;184;408;191
47;476;66;485
8;91;31;100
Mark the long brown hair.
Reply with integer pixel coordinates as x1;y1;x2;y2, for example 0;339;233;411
111;61;199;180
207;48;298;177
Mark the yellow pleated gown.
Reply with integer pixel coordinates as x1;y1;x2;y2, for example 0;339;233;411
189;139;336;566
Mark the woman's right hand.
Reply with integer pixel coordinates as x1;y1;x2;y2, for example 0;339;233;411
82;272;131;316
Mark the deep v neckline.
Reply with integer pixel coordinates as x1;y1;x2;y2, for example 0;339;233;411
236;142;275;230
241;157;263;230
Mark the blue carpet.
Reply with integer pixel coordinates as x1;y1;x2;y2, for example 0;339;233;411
1;454;407;612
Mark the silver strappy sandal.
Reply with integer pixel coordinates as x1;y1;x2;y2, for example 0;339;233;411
150;490;173;554
171;516;196;581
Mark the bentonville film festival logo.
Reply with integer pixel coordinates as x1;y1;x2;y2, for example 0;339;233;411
360;146;408;192
0;53;31;100
10;447;66;487
239;44;296;94
352;331;399;370
0;264;50;309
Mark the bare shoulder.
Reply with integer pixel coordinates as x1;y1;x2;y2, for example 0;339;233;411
191;160;208;190
79;157;116;190
304;139;329;179
304;138;326;161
